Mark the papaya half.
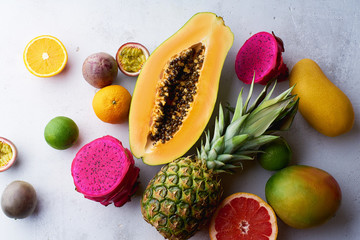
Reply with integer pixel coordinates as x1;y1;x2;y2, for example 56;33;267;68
129;12;234;165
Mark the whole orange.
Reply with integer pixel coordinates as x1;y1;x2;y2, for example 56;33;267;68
92;85;132;124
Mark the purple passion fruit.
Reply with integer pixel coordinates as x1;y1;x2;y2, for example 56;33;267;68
265;165;341;229
0;137;17;172
116;42;149;77
1;180;37;219
82;52;118;88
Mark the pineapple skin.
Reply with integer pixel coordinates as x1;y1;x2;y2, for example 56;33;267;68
141;156;222;240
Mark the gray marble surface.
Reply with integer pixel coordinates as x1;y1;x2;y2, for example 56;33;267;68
0;0;359;239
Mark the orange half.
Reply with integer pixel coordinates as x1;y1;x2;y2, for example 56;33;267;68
24;35;68;77
210;192;278;240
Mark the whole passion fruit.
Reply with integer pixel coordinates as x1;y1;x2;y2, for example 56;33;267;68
1;180;37;219
116;42;149;77
0;137;17;172
82;52;118;88
265;165;341;229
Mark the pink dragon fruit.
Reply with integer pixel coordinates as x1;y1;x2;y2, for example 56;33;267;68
235;31;289;85
71;135;140;207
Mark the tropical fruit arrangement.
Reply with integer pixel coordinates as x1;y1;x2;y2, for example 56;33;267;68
1;11;355;240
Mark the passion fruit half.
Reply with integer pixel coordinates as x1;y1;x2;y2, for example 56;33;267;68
0;137;17;172
116;42;150;77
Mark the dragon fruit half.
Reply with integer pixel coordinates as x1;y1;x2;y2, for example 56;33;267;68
71;135;140;207
235;31;289;85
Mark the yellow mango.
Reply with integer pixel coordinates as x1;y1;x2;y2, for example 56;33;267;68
289;58;354;137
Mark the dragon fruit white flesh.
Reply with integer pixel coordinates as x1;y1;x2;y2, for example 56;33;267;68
71;135;140;207
235;31;288;85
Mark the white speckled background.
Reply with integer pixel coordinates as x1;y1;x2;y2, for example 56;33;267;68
0;0;359;239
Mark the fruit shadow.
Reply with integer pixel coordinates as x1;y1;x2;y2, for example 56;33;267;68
72;133;85;150
27;187;46;220
58;60;71;76
276;200;353;239
344;118;360;141
30;199;41;218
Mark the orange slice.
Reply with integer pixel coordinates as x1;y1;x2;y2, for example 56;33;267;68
210;192;278;240
24;35;68;77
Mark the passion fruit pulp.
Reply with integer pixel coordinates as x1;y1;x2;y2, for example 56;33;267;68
0;137;17;172
116;42;150;77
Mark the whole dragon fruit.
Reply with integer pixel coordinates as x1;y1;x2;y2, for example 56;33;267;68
71;135;140;207
235;31;288;85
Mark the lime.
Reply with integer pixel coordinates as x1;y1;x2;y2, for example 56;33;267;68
257;137;291;171
44;116;79;150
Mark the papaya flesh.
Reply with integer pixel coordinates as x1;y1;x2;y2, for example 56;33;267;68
129;12;234;165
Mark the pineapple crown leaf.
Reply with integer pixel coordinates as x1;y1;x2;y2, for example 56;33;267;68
214;153;253;164
230;154;254;161
246;80;275;113
207;160;227;170
210;104;226;147
213;160;226;167
218;104;225;135
207;149;218;162
249;84;293;116
197;79;298;173
196;148;201;158
268;97;299;132
224;134;249;154
211;117;221;146
238;135;280;151
200;144;207;160
224;114;249;141
204;130;211;152
235;150;264;156
222;163;242;170
243;78;255;113
231;88;244;122
212;136;225;153
240;97;294;137
216;154;233;162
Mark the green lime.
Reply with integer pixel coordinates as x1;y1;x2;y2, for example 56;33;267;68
257;137;291;171
44;116;79;150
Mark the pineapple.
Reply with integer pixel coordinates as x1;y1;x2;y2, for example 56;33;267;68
141;81;299;240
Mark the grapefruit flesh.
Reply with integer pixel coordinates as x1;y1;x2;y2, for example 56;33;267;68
210;192;277;240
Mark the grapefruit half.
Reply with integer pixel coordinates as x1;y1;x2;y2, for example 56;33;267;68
210;192;278;240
